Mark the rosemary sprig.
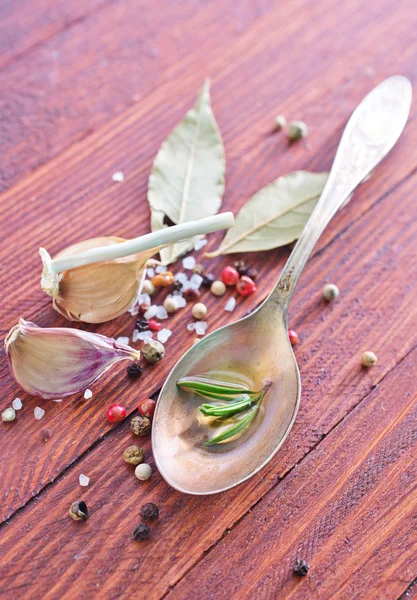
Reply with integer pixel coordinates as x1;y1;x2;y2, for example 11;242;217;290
199;394;253;417
177;375;258;399
204;403;260;446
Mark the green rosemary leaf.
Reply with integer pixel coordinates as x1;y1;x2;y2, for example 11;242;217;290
177;376;257;398
199;396;253;417
204;404;260;446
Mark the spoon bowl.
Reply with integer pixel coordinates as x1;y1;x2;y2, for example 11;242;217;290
153;76;412;495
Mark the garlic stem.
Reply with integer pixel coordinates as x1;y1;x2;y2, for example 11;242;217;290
47;213;234;275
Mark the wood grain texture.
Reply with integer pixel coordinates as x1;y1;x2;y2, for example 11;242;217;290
1;0;417;598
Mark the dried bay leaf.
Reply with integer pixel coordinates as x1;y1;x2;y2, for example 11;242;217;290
148;79;226;265
205;171;328;257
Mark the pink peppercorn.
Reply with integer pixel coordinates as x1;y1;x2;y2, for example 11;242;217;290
137;398;156;418
236;275;257;296
221;266;240;286
106;404;127;423
148;319;162;332
288;330;299;346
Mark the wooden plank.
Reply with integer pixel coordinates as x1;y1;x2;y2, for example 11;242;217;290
0;0;113;69
1;164;417;599
1;3;417;519
171;346;417;600
0;0;412;191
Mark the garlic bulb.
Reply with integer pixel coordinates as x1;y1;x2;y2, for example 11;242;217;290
5;318;140;399
40;238;153;324
39;213;234;324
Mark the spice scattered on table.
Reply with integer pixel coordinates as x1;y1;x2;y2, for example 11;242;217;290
135;463;152;481
34;406;45;420
151;271;174;287
140;502;159;521
79;474;90;487
287;121;308;141
132;523;151;541
236;275;257;296
233;260;247;276
221;266;239;286
142;280;155;295
131;415;151;436
106;404;127;423
293;559;310;576
322;283;339;301
361;351;377;368
148;318;162;332
123;445;145;465
163;297;178;313
127;363;143;379
224;297;236;312
137;398;156;418
274;114;287;130
142;340;165;364
112;171;124;182
201;273;215;288
184;288;201;302
211;280;226;296
12;398;22;410
69;500;89;521
116;336;130;346
41;428;52;442
288;330;299;347
157;328;172;343
182;256;196;270
192;303;208;320
2;407;16;422
84;389;93;400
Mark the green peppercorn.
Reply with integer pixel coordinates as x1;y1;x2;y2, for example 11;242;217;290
123;445;144;465
130;415;151;436
142;340;165;364
361;351;377;368
287;120;308;141
322;283;339;301
69;500;88;521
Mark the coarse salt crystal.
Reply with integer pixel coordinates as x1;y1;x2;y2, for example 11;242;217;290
139;293;151;306
194;238;208;251
155;265;166;273
79;474;90;487
147;268;155;278
225;297;237;312
190;274;203;289
175;296;187;308
84;389;93;400
187;323;196;331
132;329;140;342
157;329;172;343
112;171;124;182
53;398;62;403
138;331;153;341
144;305;158;319
128;303;139;316
34;407;45;420
195;321;208;336
155;306;168;320
116;336;130;346
12;398;22;410
174;272;188;283
182;256;196;270
181;280;193;292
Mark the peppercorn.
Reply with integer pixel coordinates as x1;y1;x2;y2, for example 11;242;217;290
192;303;208;320
137;398;156;418
148;319;162;332
361;351;377;368
221;266;239;286
193;264;204;275
184;288;201;302
136;319;149;332
236;276;257;296
173;281;183;292
106;404;127;423
201;273;215;288
163;297;178;314
246;267;258;281
142;280;155;295
140;502;159;521
210;280;226;296
131;415;151;436
288;329;299;346
293;559;309;576
135;463;152;481
132;523;151;541
127;363;143;379
139;302;150;314
69;500;88;522
287;120;308;141
142;340;165;364
123;445;144;465
233;260;247;276
151;271;175;287
41;428;52;442
1;407;16;422
322;283;339;301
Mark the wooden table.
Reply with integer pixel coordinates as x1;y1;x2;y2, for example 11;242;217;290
1;1;417;598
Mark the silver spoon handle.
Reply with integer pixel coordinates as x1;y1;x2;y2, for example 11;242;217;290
269;76;412;313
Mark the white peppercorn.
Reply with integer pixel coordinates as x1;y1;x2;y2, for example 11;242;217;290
210;280;226;297
142;280;155;295
1;407;16;422
135;463;152;481
192;303;208;320
323;283;339;301
361;351;377;368
163;297;178;314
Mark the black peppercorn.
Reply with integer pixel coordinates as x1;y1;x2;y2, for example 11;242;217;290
69;500;88;521
127;363;143;379
136;319;149;332
233;260;247;276
140;502;159;521
173;281;183;292
132;523;151;541
246;267;258;281
201;273;215;288
293;559;309;576
41;428;52;442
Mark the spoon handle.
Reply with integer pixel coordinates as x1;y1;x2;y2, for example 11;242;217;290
269;75;412;313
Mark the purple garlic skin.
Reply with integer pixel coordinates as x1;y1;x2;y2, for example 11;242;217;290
5;318;140;399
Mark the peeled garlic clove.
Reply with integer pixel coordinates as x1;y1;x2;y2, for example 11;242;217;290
40;238;154;324
5;318;140;399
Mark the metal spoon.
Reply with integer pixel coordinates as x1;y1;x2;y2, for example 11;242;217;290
153;76;412;495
